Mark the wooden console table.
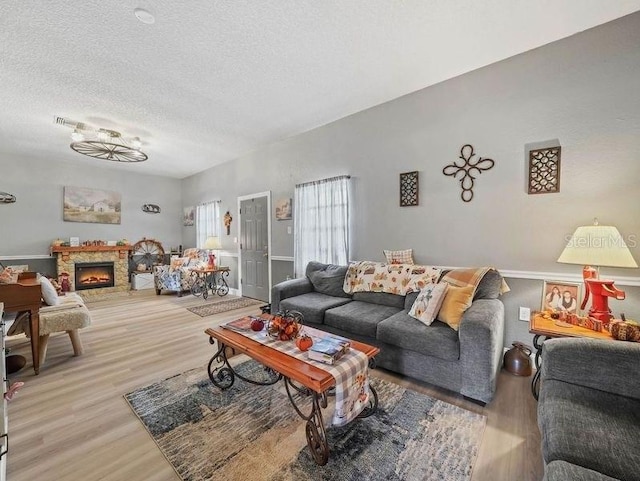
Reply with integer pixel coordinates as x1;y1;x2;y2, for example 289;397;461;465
0;276;42;374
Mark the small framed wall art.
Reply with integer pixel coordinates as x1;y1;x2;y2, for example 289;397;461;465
399;171;419;207
528;146;561;194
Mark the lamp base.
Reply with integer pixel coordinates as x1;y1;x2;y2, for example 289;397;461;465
584;278;626;326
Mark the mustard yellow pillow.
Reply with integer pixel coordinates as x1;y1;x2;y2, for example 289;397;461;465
436;284;474;331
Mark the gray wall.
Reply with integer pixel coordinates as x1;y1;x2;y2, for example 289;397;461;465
0;154;183;257
181;13;640;344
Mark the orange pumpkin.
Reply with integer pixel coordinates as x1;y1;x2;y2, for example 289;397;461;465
296;335;313;352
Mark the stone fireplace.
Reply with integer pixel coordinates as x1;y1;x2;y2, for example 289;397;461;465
51;245;132;299
75;261;115;290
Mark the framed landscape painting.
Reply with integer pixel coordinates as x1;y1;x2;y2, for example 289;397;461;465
63;186;121;224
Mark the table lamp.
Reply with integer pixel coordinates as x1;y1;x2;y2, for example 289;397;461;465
204;236;221;268
557;219;638;324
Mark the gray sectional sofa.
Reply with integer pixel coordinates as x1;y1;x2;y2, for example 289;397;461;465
538;338;640;481
271;261;505;404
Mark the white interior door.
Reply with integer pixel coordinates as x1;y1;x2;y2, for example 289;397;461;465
239;195;269;302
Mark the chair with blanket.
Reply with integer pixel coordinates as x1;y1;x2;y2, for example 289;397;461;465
153;248;209;296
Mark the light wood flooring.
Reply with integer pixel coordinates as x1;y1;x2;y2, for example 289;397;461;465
5;291;544;481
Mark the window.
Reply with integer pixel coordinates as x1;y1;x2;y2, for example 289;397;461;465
294;175;350;277
196;201;220;248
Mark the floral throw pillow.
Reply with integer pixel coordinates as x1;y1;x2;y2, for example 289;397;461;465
408;283;449;326
383;249;414;265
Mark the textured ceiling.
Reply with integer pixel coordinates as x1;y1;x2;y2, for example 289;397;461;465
2;1;640;178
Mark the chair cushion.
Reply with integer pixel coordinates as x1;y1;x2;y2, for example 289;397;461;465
543;461;620;481
280;293;351;325
377;311;460;361
539;379;640;481
324;301;401;339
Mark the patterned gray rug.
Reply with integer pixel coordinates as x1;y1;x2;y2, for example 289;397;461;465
186;297;262;317
125;361;486;481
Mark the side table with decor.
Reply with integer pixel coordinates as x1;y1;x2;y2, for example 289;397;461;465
529;312;615;399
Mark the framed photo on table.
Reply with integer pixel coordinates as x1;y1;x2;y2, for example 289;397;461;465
541;280;581;315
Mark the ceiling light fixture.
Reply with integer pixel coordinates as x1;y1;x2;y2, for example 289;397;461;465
55;116;148;163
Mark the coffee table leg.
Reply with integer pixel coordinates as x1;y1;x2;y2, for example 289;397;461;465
207;338;282;390
207;340;235;390
284;378;329;465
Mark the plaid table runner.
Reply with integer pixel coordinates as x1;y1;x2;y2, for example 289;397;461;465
222;322;371;427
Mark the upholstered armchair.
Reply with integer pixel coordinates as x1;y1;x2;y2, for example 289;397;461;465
153;248;209;296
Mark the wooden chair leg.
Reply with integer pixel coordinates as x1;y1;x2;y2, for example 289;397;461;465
39;334;51;365
67;330;84;356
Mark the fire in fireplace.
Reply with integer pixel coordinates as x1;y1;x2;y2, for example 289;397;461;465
75;262;115;290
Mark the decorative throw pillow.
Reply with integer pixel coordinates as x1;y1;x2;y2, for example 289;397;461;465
408;283;449;326
383;249;414;265
40;276;60;306
170;256;190;269
436;284;475;331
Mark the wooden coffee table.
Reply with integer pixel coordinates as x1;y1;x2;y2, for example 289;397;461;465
204;316;379;465
529;312;614;399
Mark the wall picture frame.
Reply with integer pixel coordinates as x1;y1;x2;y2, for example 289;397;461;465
183;206;195;226
399;171;419;207
541;280;581;315
275;198;292;220
63;186;121;224
528;146;561;194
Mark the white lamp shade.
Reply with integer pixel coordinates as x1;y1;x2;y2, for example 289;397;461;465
557;225;638;268
204;236;221;250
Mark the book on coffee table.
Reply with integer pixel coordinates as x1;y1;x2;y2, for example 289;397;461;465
308;336;351;365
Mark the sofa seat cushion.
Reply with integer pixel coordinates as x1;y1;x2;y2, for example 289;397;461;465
377;311;460;361
539;379;640;481
543;461;620;481
324;301;401;339
280;293;351;325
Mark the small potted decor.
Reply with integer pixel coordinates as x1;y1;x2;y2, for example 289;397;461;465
267;310;303;341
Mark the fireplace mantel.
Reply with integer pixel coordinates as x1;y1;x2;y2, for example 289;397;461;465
51;246;132;298
51;245;132;262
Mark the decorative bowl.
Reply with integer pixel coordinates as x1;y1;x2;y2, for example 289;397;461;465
267;310;303;341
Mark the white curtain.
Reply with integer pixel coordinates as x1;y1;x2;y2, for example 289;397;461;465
196;201;220;248
294;175;350;277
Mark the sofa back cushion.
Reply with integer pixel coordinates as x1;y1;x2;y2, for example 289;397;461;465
353;291;405;309
306;262;351;298
474;269;504;300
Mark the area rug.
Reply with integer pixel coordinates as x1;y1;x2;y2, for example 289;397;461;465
125;361;486;481
186;297;262;317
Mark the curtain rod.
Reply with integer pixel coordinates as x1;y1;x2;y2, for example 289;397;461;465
296;175;351;188
198;199;221;206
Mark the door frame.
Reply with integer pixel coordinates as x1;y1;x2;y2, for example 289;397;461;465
237;191;272;302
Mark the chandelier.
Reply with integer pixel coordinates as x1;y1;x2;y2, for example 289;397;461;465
55;116;148;162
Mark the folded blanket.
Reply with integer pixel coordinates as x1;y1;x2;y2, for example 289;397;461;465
440;267;510;295
343;261;441;296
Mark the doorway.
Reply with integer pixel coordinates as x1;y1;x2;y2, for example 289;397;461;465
238;192;271;302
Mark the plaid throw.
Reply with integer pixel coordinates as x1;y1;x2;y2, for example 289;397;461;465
440;267;510;295
223;322;371;427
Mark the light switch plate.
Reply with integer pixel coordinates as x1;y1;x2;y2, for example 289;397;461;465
287;226;292;234
519;307;531;322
